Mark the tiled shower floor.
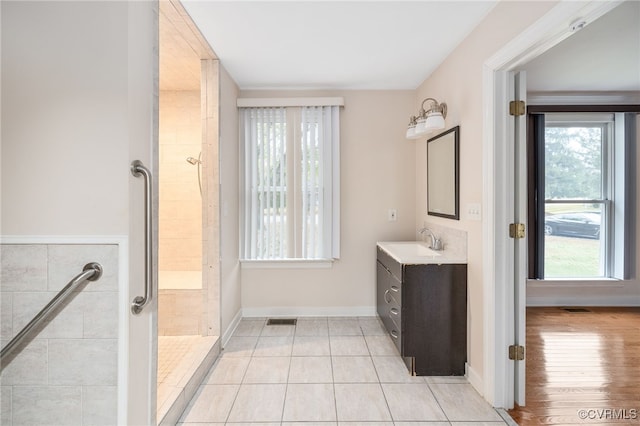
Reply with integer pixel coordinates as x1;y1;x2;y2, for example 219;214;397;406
157;335;219;424
178;317;515;425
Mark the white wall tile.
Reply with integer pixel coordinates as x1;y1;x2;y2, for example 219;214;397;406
1;293;13;339
47;244;118;292
12;386;82;425
12;291;84;339
0;245;48;292
48;339;118;386
0;339;48;386
82;386;118;425
1;386;12;425
81;292;118;338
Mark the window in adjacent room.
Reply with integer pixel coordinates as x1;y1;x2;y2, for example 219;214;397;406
529;111;635;280
239;102;341;261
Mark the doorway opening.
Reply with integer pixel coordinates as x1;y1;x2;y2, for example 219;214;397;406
157;1;220;423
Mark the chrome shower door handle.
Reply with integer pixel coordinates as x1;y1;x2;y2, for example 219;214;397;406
131;160;153;315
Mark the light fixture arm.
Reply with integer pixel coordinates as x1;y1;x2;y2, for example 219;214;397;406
418;97;447;119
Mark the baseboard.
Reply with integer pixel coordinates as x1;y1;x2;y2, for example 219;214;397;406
242;305;377;318
222;309;243;347
465;362;484;396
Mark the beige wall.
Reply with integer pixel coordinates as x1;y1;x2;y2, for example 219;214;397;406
237;90;416;315
219;65;242;336
159;90;202;276
413;1;559;386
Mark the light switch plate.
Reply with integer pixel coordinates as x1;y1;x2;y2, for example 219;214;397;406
467;203;481;221
388;209;397;222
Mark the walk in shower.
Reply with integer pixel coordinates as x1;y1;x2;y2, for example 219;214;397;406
157;2;220;423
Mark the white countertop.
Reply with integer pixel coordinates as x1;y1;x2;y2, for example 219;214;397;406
377;241;467;265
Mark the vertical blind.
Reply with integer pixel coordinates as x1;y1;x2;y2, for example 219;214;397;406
240;105;340;260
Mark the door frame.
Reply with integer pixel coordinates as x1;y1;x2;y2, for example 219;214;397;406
481;0;622;408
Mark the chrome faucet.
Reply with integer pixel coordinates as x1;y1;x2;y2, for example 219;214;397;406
418;227;443;251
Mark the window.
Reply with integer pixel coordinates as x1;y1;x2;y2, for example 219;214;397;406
240;103;340;261
530;111;635;280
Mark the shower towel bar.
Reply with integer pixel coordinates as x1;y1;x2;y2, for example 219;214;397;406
0;262;103;368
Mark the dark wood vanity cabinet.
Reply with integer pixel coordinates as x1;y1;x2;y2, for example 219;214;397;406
376;246;467;376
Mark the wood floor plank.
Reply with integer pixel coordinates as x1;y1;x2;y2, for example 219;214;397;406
507;307;640;425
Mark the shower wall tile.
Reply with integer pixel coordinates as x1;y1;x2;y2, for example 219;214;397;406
0;339;48;386
159;290;203;336
12;386;82;425
0;242;120;425
48;339;118;386
47;244;119;292
159;90;203;274
0;386;11;425
82;385;118;425
0;245;48;292
1;292;12;339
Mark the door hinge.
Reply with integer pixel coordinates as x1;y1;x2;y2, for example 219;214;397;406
509;100;525;116
509;345;525;361
509;223;526;239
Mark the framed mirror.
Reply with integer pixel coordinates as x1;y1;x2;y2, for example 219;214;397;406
427;126;459;220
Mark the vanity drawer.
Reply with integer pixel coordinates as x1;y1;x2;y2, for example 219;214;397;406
377;247;402;281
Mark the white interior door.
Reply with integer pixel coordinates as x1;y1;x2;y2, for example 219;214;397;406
511;71;528;407
1;2;158;424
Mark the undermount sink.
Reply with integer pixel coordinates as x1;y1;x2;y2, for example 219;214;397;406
383;242;441;258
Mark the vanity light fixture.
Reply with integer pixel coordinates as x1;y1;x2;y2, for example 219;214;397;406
406;97;447;139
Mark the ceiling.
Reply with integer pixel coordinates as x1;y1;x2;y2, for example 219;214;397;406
523;0;640;93
162;1;639;94
179;1;498;90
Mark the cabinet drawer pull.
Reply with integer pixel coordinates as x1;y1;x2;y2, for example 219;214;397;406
390;308;399;316
390;330;399;339
384;289;391;304
390;285;399;293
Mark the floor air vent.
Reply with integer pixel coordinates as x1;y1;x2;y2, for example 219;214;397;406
266;318;297;326
563;308;591;313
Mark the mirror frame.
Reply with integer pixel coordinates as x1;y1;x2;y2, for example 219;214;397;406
427;125;460;220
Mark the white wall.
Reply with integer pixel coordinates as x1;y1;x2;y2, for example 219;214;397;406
413;0;559;390
219;65;242;338
236;90;416;316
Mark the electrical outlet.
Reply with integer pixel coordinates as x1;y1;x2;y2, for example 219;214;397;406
388;209;397;222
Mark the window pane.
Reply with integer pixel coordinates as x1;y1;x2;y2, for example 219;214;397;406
545;126;602;200
544;203;604;278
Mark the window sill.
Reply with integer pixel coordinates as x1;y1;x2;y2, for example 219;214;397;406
527;278;625;288
240;259;335;269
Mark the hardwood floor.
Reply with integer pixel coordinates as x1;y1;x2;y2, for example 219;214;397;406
508;307;640;425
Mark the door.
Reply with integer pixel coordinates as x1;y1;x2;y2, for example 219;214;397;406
511;71;528;406
1;2;158;424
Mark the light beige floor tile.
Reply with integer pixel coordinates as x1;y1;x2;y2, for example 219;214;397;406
425;375;469;384
289;356;333;383
292;335;331;356
372;356;423;383
295;318;329;336
393;423;450;426
339;423;394;426
330;335;369;356
332;356;379;383
233;319;265;336
334;383;392;421
381;383;447;421
205;357;250;384
179;384;238;423
221;336;258;357
227;384;287;423
451;423;508;426
283;423;336;426
243;356;290;383
328;318;363;335
253;335;294;357
358;317;388;335
283;383;337;422
365;334;399;356
261;324;295;337
430;383;504;422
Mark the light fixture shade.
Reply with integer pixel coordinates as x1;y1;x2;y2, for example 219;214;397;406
406;125;417;139
425;112;445;131
414;117;428;135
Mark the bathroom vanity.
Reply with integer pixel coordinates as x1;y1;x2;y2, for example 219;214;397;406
376;241;467;376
